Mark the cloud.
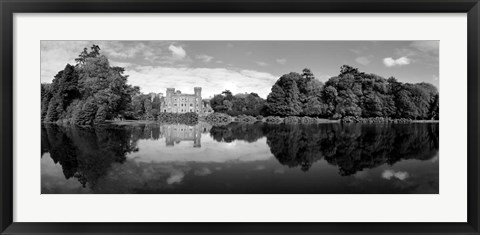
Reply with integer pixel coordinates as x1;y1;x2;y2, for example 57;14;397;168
394;41;439;66
355;56;371;66
255;165;266;170
166;171;185;184
383;57;411;67
194;167;212;176
349;48;363;55
410;41;439;54
255;61;268;67
104;42;147;59
196;54;214;63
275;58;287;65
41;41;92;83
432;74;439;81
382;170;409;180
109;60;134;68
168;44;186;59
126;66;278;99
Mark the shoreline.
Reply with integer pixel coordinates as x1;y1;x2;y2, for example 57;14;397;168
99;117;438;126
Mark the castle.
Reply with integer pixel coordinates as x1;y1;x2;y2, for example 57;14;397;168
149;87;213;116
163;123;211;148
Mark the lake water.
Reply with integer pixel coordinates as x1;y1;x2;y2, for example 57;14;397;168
41;122;439;194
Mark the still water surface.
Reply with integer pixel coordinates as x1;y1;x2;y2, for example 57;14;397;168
41;122;439;194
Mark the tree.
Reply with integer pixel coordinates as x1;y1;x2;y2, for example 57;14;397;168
303;96;328;117
41;83;53;121
297;68;315;96
430;93;439;120
265;72;303;116
42;45;138;125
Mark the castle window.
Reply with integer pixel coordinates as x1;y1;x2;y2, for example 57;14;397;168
174;104;177;106
190;103;193;106
164;109;166;112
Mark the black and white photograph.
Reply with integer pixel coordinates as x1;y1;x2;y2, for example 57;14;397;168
40;40;439;194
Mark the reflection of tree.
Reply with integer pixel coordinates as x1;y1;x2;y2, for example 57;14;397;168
209;122;265;143
42;122;213;188
41;124;138;188
264;124;326;172
269;123;439;175
209;123;439;175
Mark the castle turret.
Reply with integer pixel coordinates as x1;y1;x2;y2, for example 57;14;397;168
194;87;202;113
149;92;156;101
194;87;202;98
166;88;175;97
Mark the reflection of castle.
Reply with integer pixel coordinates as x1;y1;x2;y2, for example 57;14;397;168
163;123;211;148
149;87;213;116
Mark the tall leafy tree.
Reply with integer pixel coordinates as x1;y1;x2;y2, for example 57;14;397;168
265;72;303;116
41;45;138;125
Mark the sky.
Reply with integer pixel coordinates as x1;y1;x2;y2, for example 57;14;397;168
41;40;439;99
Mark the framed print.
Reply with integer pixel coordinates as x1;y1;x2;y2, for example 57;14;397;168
1;0;479;234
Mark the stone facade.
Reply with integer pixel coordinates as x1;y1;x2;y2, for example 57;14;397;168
157;87;213;116
163;123;209;148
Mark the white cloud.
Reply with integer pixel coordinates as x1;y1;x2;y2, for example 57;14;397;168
275;58;287;65
102;41;147;59
432;74;439;81
394;41;439;66
126;66;278;99
41;41;91;83
168;44;186;59
355;56;371;65
382;170;409;180
109;60;134;68
166;171;184;184
255;61;268;67
383;56;411;67
196;54;214;63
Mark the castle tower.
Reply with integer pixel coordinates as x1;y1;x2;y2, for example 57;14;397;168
194;87;202;98
194;87;202;113
166;88;175;97
193;125;201;148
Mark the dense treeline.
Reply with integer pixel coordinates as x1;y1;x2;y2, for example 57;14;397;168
264;66;439;120
209;90;266;116
208;66;439;120
123;93;163;120
41;45;139;125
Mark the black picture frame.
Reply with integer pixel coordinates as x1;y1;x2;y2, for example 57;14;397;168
1;0;479;234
